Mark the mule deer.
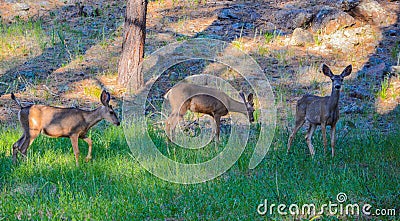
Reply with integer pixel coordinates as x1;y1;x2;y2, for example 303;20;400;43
11;90;120;165
287;64;352;157
164;83;255;141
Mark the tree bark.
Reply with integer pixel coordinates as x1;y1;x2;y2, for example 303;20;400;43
118;0;148;90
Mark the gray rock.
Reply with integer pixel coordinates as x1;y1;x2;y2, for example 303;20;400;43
324;27;365;53
16;11;29;17
209;25;223;32
39;1;50;7
290;28;314;46
264;22;276;32
5;0;17;3
232;23;254;29
246;9;261;22
218;8;239;20
311;6;355;34
352;0;396;26
357;62;387;79
13;3;30;11
274;9;313;30
338;0;360;11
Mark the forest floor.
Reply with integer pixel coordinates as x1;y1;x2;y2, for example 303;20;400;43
0;0;399;220
0;0;399;126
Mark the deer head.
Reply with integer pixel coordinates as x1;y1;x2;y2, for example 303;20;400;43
322;64;352;91
99;90;120;126
239;91;255;122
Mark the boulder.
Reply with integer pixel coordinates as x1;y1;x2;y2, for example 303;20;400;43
12;3;30;11
352;0;396;26
337;0;360;11
218;6;260;22
274;9;313;30
218;8;239;20
312;6;355;34
290;28;314;46
232;23;254;29
357;62;387;79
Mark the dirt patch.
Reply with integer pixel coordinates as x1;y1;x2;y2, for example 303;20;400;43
0;0;399;133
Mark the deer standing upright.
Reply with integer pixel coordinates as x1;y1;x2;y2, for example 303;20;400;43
287;64;352;157
164;83;255;142
11;90;120;165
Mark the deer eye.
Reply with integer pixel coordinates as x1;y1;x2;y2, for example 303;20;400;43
109;111;114;114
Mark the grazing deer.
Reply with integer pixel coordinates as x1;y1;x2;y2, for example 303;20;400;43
164;83;255;142
11;90;120;165
287;64;352;157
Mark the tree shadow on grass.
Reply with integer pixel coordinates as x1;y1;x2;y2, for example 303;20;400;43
0;1;124;95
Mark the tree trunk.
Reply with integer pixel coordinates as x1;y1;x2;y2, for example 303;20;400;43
118;0;148;90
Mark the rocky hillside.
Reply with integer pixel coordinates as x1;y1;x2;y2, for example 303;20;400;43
0;0;399;132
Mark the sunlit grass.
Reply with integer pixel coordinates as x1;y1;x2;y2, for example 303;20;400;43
0;118;399;219
0;18;49;61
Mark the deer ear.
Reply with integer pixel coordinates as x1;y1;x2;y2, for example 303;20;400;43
100;90;111;106
247;93;254;105
321;64;334;78
341;65;352;78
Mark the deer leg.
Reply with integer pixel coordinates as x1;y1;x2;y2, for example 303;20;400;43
12;134;26;163
171;115;182;139
321;123;328;155
330;124;337;157
20;129;39;159
287;118;305;153
304;124;312;139
165;113;174;138
83;137;93;162
214;115;221;142
70;135;80;166
306;124;316;157
166;112;182;140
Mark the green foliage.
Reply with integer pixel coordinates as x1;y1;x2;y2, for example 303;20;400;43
377;77;390;99
1;122;398;220
264;29;281;44
0;18;48;58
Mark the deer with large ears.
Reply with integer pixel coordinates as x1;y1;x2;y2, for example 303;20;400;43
287;64;352;157
11;90;120;165
164;83;255;142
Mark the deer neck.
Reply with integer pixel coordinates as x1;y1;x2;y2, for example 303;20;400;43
328;87;340;110
227;99;248;115
84;107;104;129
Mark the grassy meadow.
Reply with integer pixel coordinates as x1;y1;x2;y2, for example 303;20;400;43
0;119;399;220
1;0;399;220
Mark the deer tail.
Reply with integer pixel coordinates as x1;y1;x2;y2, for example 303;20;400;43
11;93;23;109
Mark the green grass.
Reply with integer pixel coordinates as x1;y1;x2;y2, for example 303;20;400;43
378;77;390;100
264;30;279;44
0;18;48;60
0;119;399;220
